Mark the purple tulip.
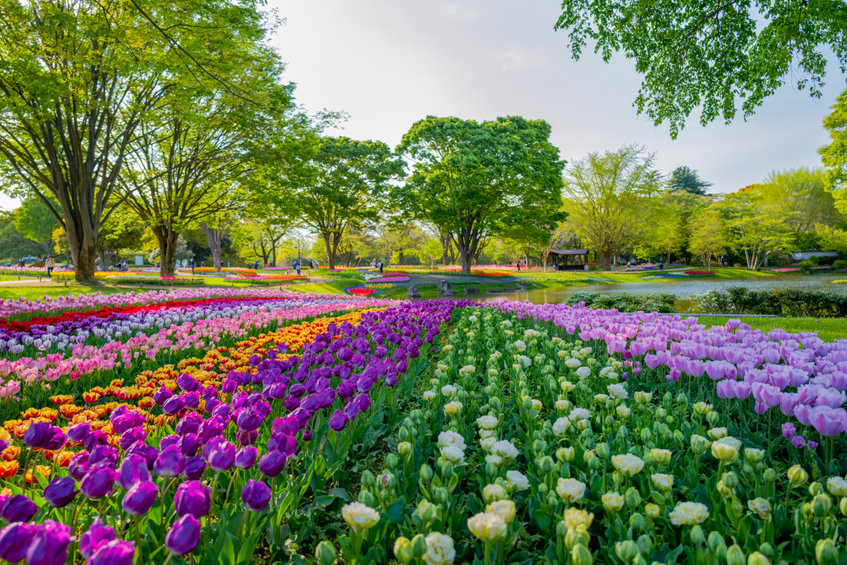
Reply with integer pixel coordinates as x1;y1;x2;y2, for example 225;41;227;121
0;522;36;562
222;379;238;394
122;481;158;516
234;446;258;469
329;409;348;432
88;445;119;468
174;481;210;518
809;406;847;437
119;427;146;451
80;519;115;559
154;445;185;478
183;456;207;480
241;479;272;512
26;520;71;565
1;494;38;523
117;454;150;490
207;440;236;472
258;450;287;477
177;373;200;392
178;433;202;457
81;465;116;498
43;476;77;508
165;514;201;556
89;539;135;565
153;387;173;406
175;412;201;436
163;396;186;415
23;421;55;449
68;451;92;480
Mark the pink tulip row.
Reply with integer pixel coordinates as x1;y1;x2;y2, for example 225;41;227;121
0;288;362;319
0;297;394;400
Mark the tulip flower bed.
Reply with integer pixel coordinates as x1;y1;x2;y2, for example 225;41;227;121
2;295;847;565
325;305;847;564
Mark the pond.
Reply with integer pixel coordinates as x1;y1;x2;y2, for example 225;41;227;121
480;273;847;305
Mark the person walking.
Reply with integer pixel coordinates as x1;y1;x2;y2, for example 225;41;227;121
295;262;301;275
45;255;55;278
190;257;196;275
378;260;383;274
254;259;260;270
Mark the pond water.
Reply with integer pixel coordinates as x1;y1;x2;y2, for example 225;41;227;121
479;273;847;305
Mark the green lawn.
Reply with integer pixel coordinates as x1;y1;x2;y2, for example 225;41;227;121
695;316;847;341
0;284;132;301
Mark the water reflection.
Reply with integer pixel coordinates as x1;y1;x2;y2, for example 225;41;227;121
478;274;847;305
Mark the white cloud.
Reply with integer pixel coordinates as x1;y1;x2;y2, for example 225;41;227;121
498;46;545;72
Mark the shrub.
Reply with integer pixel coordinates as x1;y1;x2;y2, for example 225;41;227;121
566;292;676;313
833;259;847;269
798;260;815;270
696;286;847;317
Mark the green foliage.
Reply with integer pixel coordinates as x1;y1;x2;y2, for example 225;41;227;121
821;87;847;215
668;166;711;195
555;0;847;136
688;206;728;268
395;115;565;273
717;189;795;270
563;144;661;269
0;210;41;262
265;135;404;270
566;291;677;313
697;287;847;317
833;259;847;269
12;196;58;254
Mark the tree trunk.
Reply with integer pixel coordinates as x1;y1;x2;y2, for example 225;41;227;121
153;227;179;277
323;234;336;270
65;218;99;283
200;223;223;271
600;254;612;270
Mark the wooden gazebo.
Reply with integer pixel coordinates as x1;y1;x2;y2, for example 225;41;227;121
549;248;588;270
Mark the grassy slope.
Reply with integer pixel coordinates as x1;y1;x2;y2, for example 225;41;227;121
0;284;132;301
695;316;847;341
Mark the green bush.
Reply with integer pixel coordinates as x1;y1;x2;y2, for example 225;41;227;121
833;259;847;269
798;260;815;270
566;291;676;313
696;286;847;317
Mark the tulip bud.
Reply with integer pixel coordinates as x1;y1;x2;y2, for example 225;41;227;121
726;544;745;565
417;499;437;523
411;534;428;559
758;543;774;558
644;503;660;519
440;461;454;479
813;494;833;517
747;551;770;565
571;543;594;565
708;532;725;552
533;439;548;454
315;541;337;565
595;442;610;459
689;525;706;546
673;430;685;445
420;464;433;482
358;490;376;507
393;537;413;563
490;397;502;411
706;411;719;426
386;453;400;469
361;470;375;488
787;465;808;487
655;407;667;419
485;463;498;477
629;512;645;531
433;486;449;504
722;472;739;490
839;497;847;516
539;456;555;474
616;540;640;562
763;468;776;482
398;427;411;442
816;538;839;565
640;428;652;444
397;442;412;459
565;529;591;550
625;487;642;508
547;492;560;507
809;482;824;496
557;447;575;463
636;534;653;556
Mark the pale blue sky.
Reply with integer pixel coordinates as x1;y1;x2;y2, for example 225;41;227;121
270;0;845;194
1;0;842;210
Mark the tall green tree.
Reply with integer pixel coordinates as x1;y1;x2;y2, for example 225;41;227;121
718;187;795;270
820;88;847;214
13;196;59;255
267;136;403;270
0;0;275;282
668;166;711;195
395;116;565;273
555;1;847;136
688;206;728;268
563;145;661;270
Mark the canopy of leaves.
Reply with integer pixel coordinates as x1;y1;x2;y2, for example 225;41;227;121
668;166;712;195
13;196;58;253
820;87;847;214
563;144;661;268
395;115;565;270
555;0;847;137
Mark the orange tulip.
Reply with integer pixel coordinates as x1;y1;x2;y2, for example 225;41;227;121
2;446;21;462
0;461;19;478
25;465;50;483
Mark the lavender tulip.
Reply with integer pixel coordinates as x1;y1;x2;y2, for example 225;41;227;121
80;519;115;559
0;522;36;562
241;479;272;512
81;465;116;498
89;539;135;565
174;480;210;518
